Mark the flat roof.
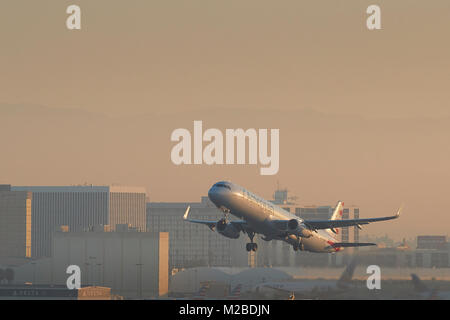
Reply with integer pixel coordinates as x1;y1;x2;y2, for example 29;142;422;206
12;185;146;194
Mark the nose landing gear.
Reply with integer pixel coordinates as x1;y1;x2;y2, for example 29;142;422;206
219;206;231;220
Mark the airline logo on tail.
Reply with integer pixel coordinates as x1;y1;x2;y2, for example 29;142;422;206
327;201;344;238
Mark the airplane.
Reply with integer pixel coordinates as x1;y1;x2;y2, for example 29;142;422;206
184;181;401;253
254;258;359;299
411;274;450;300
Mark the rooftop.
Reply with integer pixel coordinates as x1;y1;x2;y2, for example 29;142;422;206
11;185;146;194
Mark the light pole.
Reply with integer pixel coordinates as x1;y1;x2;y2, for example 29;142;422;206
31;261;36;284
88;256;96;286
96;263;102;287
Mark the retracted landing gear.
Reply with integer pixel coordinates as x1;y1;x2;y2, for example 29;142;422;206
246;231;258;252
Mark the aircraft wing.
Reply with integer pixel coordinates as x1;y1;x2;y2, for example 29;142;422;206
182;206;248;231
304;207;402;230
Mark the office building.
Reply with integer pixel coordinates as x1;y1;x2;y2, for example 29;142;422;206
0;185;32;259
51;229;169;299
6;229;169;299
11;185;146;257
415;235;449;268
354;208;360;249
147;197;249;269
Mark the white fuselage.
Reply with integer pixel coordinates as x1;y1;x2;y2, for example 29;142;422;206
208;181;340;253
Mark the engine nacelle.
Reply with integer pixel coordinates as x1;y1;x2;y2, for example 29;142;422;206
287;219;313;238
216;219;240;239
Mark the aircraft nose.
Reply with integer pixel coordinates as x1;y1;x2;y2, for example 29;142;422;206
208;185;220;204
208;184;229;206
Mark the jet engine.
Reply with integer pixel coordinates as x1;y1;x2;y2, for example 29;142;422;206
216;219;240;239
287;219;313;238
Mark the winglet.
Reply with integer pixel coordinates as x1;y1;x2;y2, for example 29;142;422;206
183;206;191;220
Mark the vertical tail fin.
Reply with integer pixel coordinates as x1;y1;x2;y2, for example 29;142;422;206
331;201;344;220
337;257;358;288
326;201;344;239
411;274;429;293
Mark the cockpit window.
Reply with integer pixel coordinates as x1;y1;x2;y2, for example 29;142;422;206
215;183;231;190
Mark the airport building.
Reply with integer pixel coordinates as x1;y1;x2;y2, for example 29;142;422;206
0;284;114;300
147;197;249;269
344;235;450;269
415;235;449;268
5;229;169;299
0;185;32;259
11;185;147;258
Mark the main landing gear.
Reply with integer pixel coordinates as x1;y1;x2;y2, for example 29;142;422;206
246;231;258;252
246;243;258;252
293;239;303;252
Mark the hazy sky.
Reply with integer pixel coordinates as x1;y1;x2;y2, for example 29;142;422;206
1;1;450;239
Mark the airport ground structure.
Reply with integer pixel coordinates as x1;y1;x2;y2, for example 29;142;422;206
0;284;114;300
0;229;169;299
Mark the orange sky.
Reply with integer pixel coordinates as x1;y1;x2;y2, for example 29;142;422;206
1;1;450;239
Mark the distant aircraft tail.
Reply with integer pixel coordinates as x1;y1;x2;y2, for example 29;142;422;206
411;274;429;293
410;274;440;299
326;201;344;239
337;257;358;288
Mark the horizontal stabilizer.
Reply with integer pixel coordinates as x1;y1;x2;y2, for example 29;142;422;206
331;242;376;248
